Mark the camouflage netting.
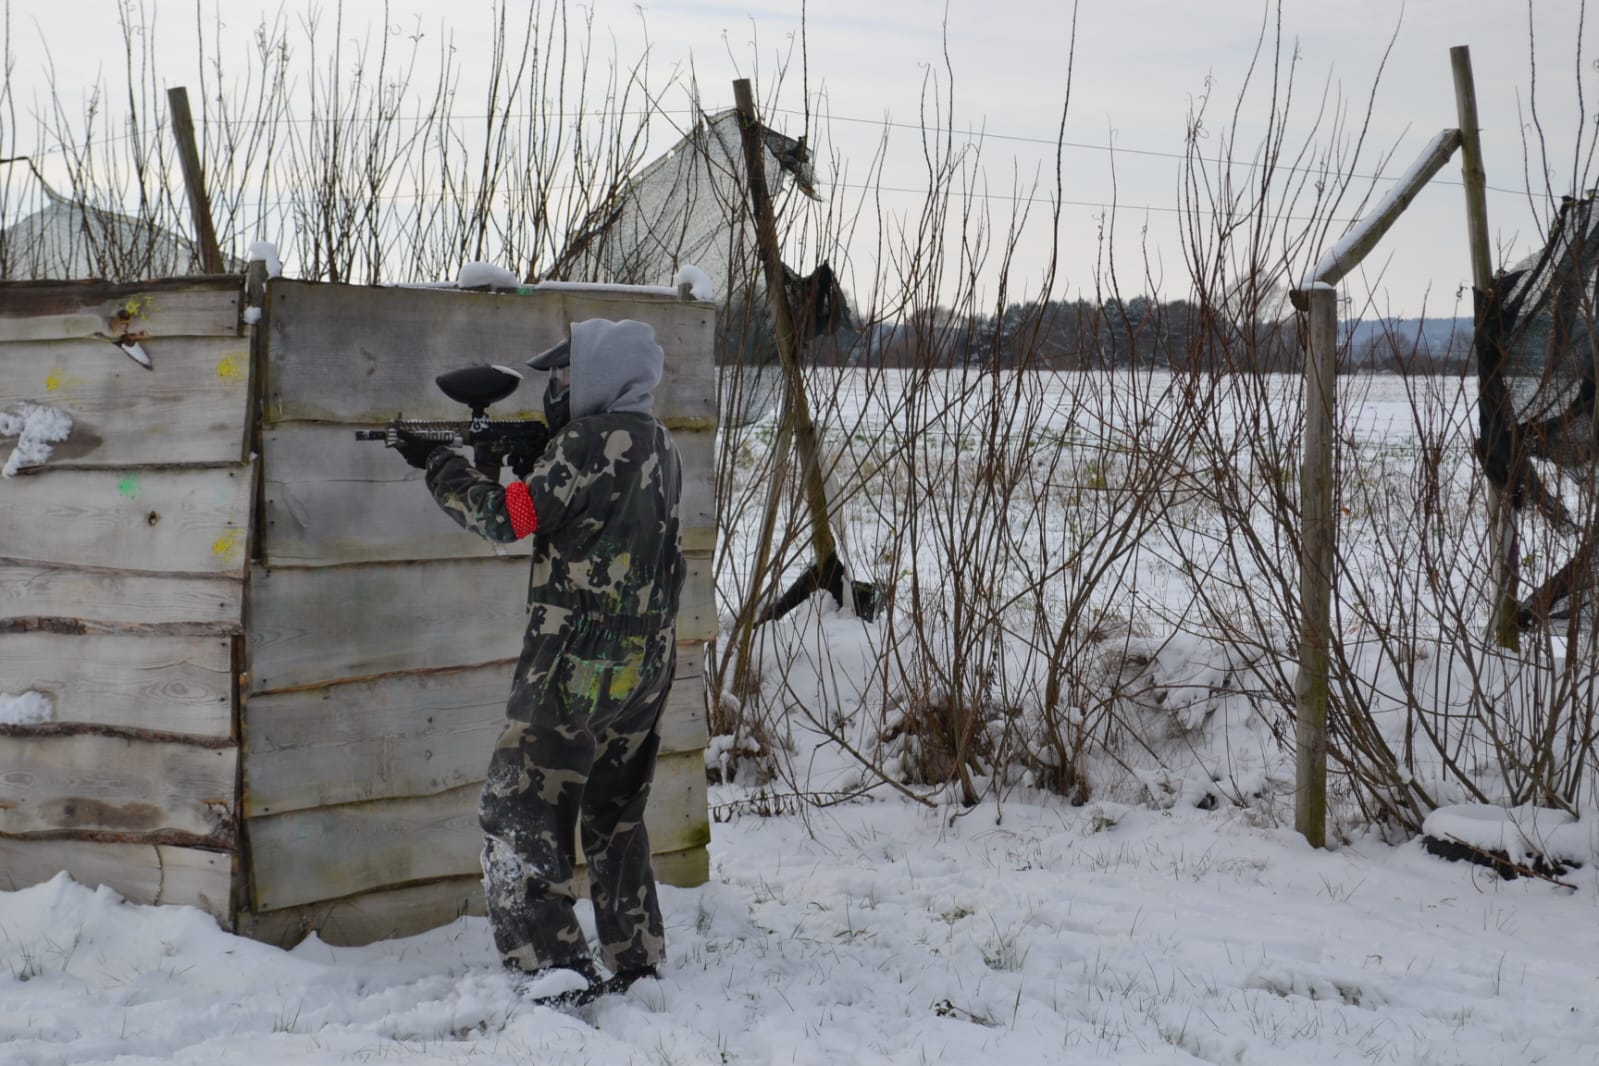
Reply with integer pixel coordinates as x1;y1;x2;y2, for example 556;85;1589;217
1476;195;1599;626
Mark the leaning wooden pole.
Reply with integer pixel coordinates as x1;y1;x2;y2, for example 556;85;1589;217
1295;284;1337;848
728;79;842;697
1450;46;1518;650
731;79;840;573
1304;129;1462;290
167;87;225;274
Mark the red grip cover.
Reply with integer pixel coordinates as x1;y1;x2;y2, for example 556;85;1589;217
504;479;538;539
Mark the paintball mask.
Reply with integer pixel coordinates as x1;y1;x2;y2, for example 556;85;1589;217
528;336;572;434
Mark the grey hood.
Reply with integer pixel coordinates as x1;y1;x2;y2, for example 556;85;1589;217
568;318;663;420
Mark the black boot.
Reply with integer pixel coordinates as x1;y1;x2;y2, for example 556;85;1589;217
518;957;606;1008
602;965;659;997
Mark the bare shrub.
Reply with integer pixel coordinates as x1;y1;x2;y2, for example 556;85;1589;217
1159;8;1599;833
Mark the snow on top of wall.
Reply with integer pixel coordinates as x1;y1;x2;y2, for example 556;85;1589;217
456;261;520;289
248;241;283;278
674;264;716;301
406;263;716;302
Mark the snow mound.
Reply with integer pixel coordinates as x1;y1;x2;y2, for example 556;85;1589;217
518;966;590;1001
248;240;283;278
0;689;53;725
1423;803;1596;869
0;402;73;477
674;264;715;300
457;262;521;289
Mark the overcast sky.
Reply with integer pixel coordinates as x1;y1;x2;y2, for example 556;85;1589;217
5;1;1596;317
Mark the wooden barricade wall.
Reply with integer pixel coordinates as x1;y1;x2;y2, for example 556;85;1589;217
0;275;716;948
0;277;252;924
235;279;715;947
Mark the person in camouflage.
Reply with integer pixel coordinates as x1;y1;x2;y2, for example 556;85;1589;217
393;318;683;1004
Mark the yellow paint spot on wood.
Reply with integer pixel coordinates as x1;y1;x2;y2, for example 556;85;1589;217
212;529;243;559
216;353;245;381
45;370;63;391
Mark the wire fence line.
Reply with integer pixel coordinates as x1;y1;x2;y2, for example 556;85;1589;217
8;99;1533;198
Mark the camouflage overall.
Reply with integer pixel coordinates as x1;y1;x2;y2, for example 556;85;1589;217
424;409;683;975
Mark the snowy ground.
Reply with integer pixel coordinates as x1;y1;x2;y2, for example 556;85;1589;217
4;794;1598;1065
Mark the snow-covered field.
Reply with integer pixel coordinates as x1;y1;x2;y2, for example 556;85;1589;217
3;793;1597;1065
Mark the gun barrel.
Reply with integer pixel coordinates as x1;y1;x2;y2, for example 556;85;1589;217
353;423;467;446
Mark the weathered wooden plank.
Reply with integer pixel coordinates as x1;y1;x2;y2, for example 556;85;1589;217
0;337;252;466
264;280;716;428
243;650;707;816
245;782;484;911
262;424;532;566
646;749;709;873
259;424;716;564
662;648;710;758
682;549;715;645
656;842;710;888
0;314;108;344
0;278;242;341
248;557;526;693
235;842;706;948
249;554;716;693
0;464;255;576
237;874;482;949
244;666;504;818
0;836;233;923
0;734;237;842
668;428;722;547
0;564;243;630
246;748;709;911
0;632;233;738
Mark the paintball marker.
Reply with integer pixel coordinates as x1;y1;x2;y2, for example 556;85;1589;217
355;364;551;480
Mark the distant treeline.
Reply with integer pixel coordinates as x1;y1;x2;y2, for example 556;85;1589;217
795;297;1475;375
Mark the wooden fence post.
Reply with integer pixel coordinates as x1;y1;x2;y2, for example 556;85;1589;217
167;87;225;274
1450;46;1518;650
1281;46;1502;839
1295;284;1338;848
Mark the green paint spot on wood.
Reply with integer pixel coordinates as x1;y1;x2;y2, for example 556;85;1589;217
118;477;141;499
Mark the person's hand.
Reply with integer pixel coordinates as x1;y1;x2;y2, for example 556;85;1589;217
393;429;440;470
